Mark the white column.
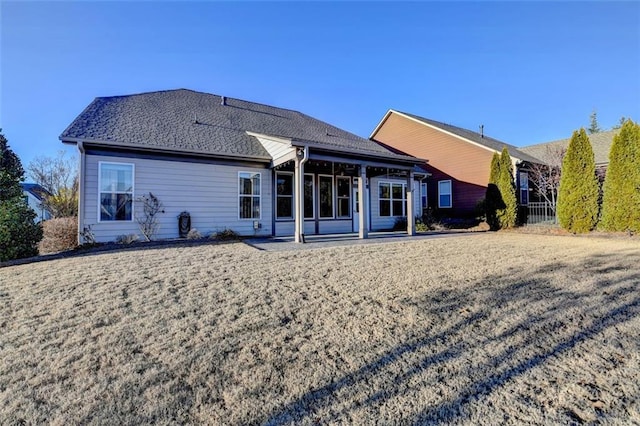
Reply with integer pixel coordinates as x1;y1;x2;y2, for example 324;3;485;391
294;158;303;243
407;170;415;236
359;165;369;239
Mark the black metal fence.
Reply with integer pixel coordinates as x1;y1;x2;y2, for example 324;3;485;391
527;202;557;225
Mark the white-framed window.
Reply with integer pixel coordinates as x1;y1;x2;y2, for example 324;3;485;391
239;172;261;219
438;180;452;208
318;175;334;218
304;174;315;219
276;172;293;219
336;176;351;218
99;162;134;222
519;171;529;205
421;182;428;209
379;181;406;217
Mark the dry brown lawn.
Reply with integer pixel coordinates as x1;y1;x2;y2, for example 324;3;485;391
1;233;639;425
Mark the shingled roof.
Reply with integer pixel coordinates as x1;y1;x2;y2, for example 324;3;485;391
519;130;617;166
60;89;414;162
392;111;542;164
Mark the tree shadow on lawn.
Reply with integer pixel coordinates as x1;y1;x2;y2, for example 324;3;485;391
264;250;640;425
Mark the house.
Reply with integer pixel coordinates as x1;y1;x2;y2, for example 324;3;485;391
519;130;617;182
60;89;426;243
21;183;52;222
370;110;540;218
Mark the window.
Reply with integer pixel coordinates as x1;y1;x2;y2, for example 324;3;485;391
276;172;293;219
239;172;261;219
336;176;351;218
421;182;428;209
438;180;452;208
99;162;134;221
379;182;406;217
304;174;314;219
519;172;529;205
319;175;334;218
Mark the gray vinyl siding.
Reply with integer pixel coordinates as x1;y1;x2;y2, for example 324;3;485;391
84;154;272;242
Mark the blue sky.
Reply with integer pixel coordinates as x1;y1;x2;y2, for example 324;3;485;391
1;1;639;170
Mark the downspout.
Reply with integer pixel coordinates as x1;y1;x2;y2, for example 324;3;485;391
295;146;309;243
77;141;86;244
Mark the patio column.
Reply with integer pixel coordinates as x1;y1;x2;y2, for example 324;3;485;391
358;165;369;239
406;170;415;236
294;156;304;243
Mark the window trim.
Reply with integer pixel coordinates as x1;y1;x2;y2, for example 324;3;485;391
275;171;294;220
98;161;135;223
238;171;262;220
438;180;452;208
336;176;352;219
378;180;406;217
318;174;335;219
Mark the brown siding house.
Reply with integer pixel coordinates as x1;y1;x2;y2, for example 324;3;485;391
371;110;540;217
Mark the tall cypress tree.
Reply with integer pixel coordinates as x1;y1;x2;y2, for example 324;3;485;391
557;128;599;233
0;130;43;261
600;119;640;232
485;152;503;230
497;147;517;229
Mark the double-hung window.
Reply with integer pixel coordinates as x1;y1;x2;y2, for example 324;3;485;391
276;172;293;219
239;172;261;219
336;176;351;218
379;182;406;217
99;162;134;221
438;180;452;208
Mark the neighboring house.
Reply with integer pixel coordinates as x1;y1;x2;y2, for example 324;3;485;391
21;183;52;222
60;89;426;243
519;130;617;181
370;110;540;217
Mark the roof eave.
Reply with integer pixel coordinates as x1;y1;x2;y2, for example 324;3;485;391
59;137;272;163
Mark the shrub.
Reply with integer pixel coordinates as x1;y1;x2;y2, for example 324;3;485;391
186;228;203;239
135;192;164;241
39;217;78;254
0;130;43;261
600;119;640;232
393;216;407;231
497;147;518;229
557;128;599;233
116;234;139;244
211;228;240;241
485;153;504;231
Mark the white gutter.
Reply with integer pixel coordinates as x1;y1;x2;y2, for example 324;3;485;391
294;146;309;243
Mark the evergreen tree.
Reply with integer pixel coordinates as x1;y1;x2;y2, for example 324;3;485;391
557;128;600;233
600;119;640;232
0;130;43;261
485;152;503;231
588;110;602;134
496;147;518;229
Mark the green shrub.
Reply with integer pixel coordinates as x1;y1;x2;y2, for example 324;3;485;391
39;217;78;254
557;128;599;233
0;130;43;261
600;119;640;232
497;148;518;229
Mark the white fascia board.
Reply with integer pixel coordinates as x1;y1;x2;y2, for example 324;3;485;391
369;109;395;139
